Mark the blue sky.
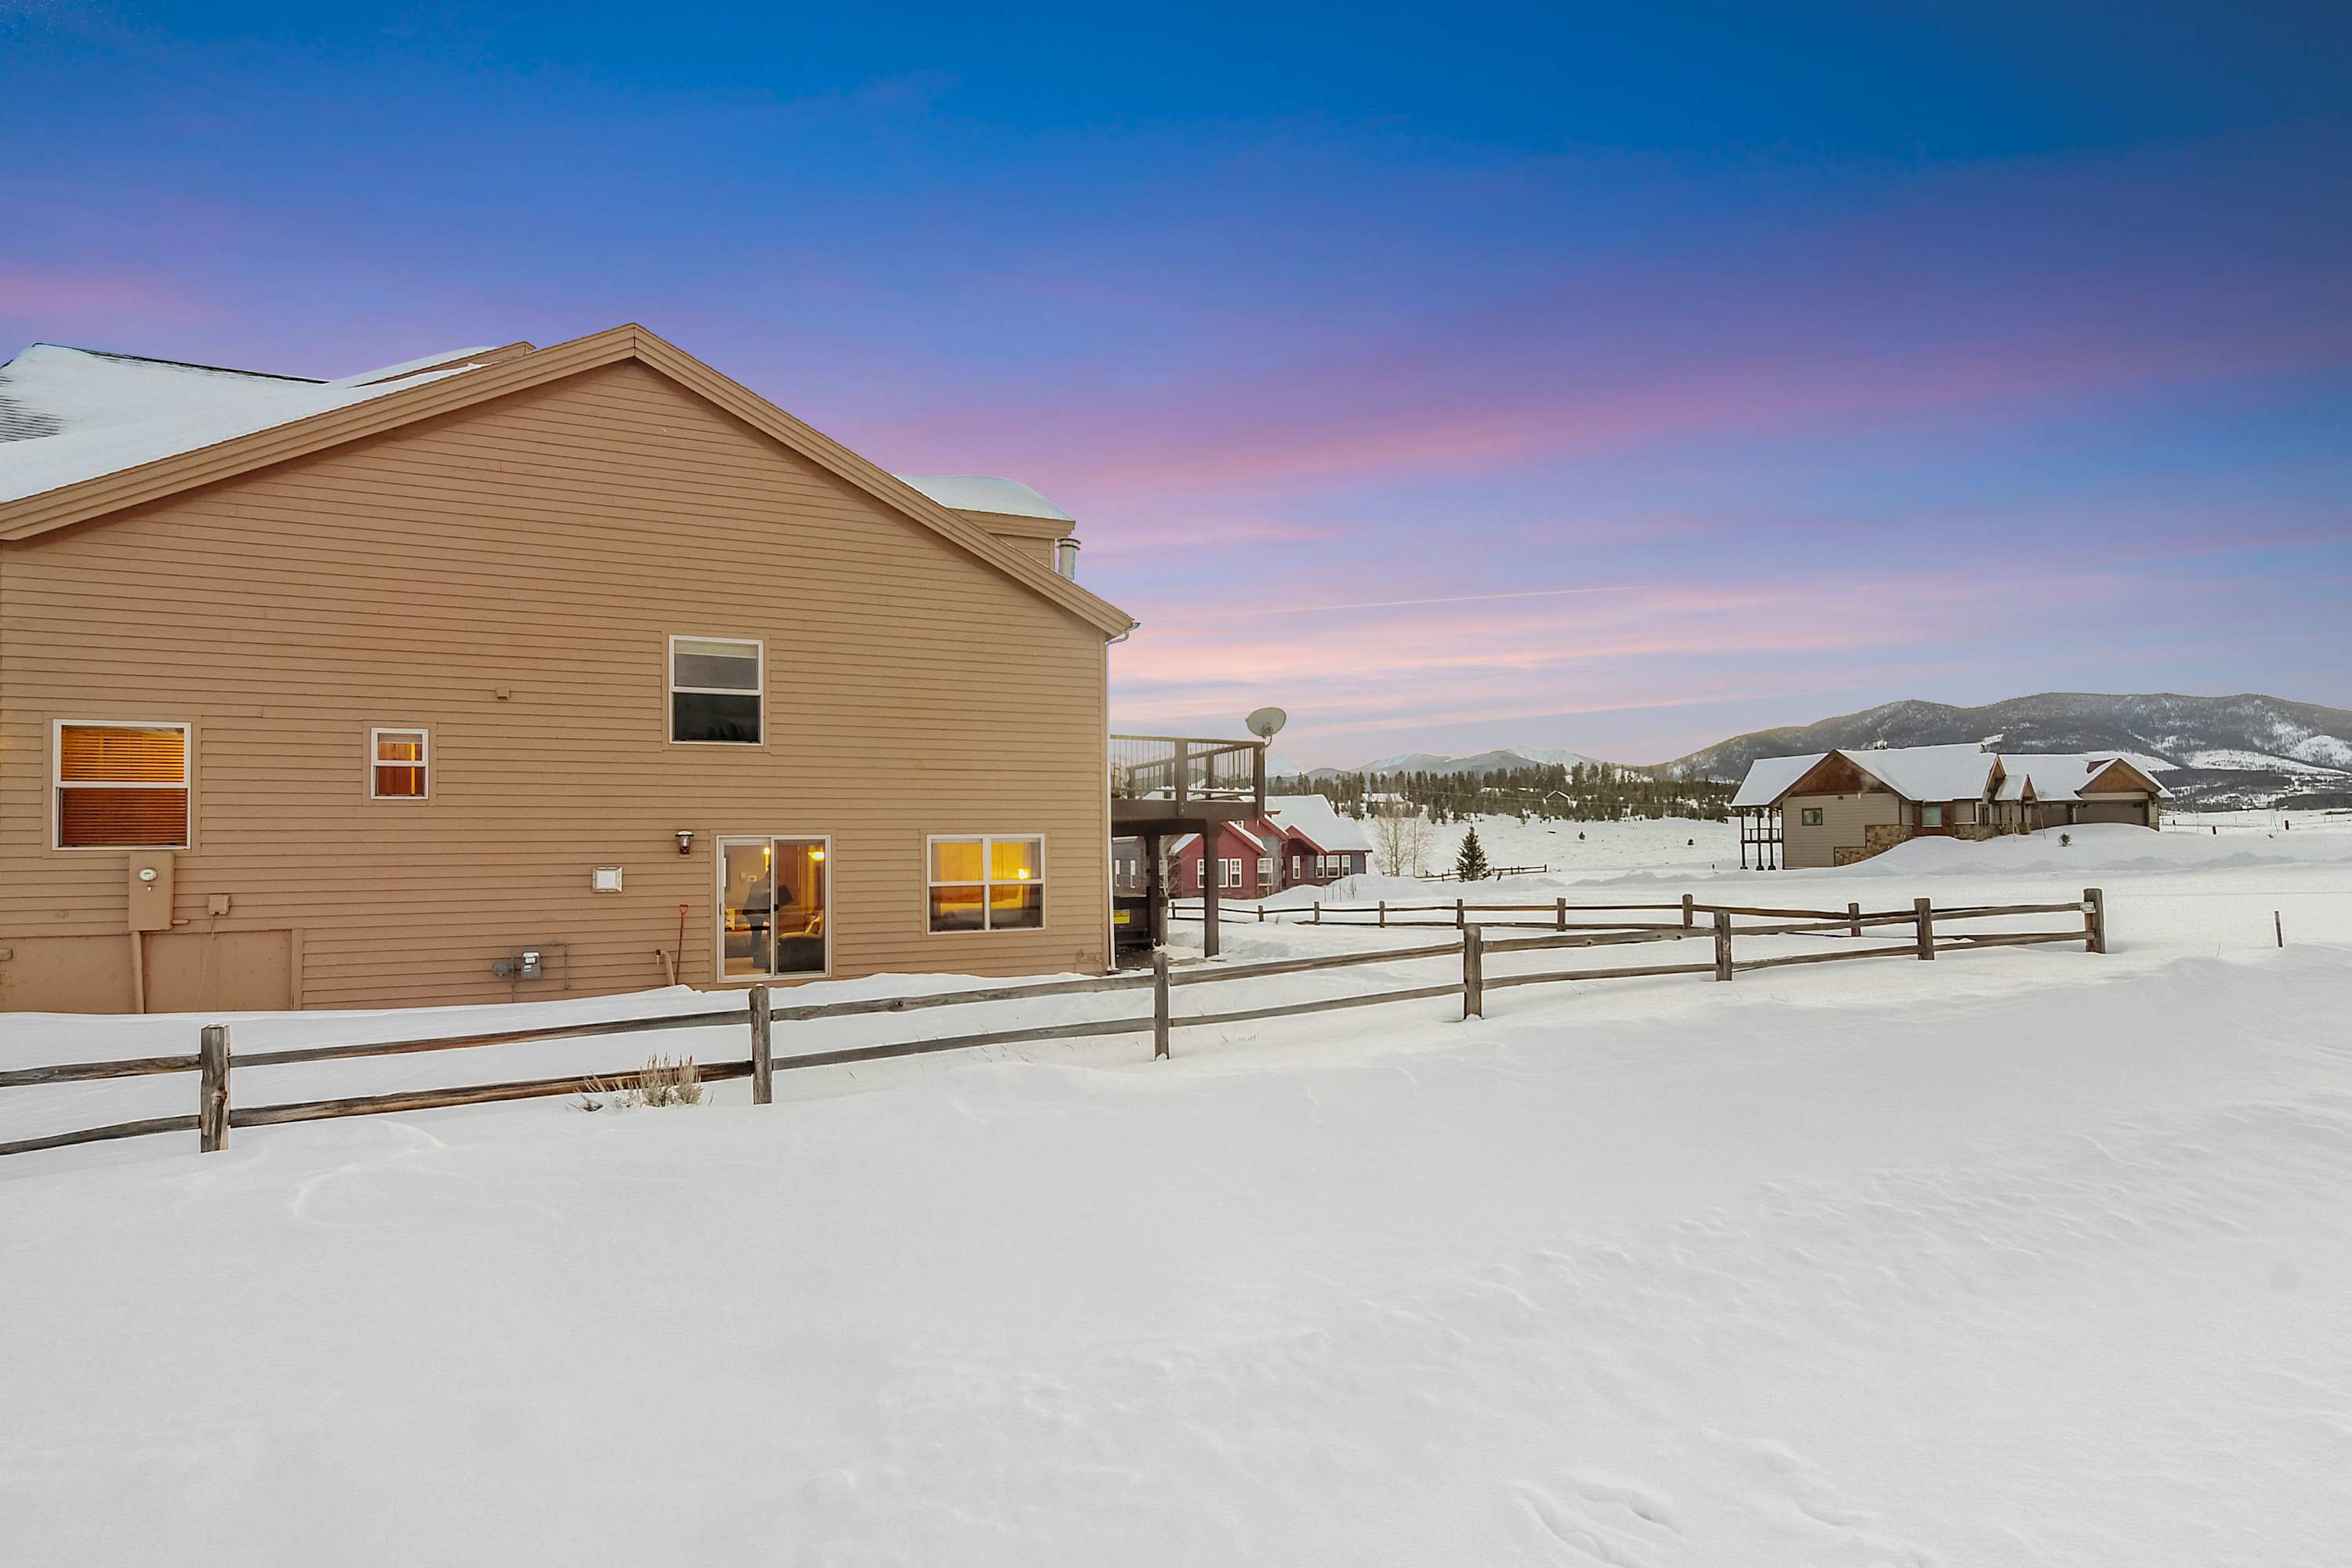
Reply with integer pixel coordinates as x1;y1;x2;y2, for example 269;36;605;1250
6;2;2347;764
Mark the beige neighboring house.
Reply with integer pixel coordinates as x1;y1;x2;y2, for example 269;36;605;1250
1732;742;2167;869
0;325;1138;1012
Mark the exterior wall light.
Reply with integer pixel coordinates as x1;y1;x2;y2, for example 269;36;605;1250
675;829;695;856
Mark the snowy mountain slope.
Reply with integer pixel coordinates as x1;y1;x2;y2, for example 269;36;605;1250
1306;745;1609;779
1664;691;2352;788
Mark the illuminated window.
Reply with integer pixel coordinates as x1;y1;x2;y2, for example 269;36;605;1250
719;837;829;978
670;635;761;743
927;835;1044;932
55;722;189;848
371;728;430;799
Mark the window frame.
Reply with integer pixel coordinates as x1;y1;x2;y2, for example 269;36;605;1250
1221;857;1243;888
713;833;833;982
52;719;192;851
1799;807;1824;827
368;726;432;801
1922;804;1946;829
666;633;765;746
1258;856;1273;884
924;833;1047;935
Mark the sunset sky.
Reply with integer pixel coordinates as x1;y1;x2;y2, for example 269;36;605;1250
8;2;2347;767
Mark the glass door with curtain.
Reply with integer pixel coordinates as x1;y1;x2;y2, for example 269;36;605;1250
719;836;830;979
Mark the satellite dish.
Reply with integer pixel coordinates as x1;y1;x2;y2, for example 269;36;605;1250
1247;706;1287;739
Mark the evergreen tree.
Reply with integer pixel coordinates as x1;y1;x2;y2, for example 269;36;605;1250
1454;826;1491;882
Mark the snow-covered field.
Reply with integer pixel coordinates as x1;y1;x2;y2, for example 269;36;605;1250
5;818;2350;1565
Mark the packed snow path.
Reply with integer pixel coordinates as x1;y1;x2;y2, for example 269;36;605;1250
3;822;2349;1564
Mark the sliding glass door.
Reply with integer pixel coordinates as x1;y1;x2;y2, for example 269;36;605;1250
718;837;830;979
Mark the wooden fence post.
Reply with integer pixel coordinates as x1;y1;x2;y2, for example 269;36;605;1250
198;1023;229;1153
1847;901;1861;939
1152;950;1171;1060
750;985;773;1105
1682;893;1694;931
1712;910;1733;981
1313;902;1322;926
1461;925;1484;1019
1455;898;1465;929
2085;887;2106;954
1915;897;1935;960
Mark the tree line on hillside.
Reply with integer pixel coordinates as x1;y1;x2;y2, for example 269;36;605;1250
1278;761;1735;823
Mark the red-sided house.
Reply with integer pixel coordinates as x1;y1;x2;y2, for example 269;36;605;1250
1137;794;1375;898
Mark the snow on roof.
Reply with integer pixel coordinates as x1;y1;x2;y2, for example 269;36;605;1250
1840;743;1998;803
1172;822;1267;857
1995;754;2172;802
1263;793;1374;852
0;342;493;506
1731;753;1826;808
893;474;1073;524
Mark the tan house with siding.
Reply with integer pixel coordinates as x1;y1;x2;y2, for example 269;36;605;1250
1733;742;2165;869
0;325;1138;1013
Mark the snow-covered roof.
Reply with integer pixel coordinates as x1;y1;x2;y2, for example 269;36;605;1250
1841;743;1998;803
0;343;494;505
893;474;1073;524
1263;793;1374;852
1732;753;1826;808
1173;822;1268;857
1994;754;2172;802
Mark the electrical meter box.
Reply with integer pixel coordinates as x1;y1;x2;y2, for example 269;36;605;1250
127;854;175;932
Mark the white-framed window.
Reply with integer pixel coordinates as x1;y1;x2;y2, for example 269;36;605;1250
1193;858;1204;890
718;836;830;979
1258;856;1273;884
1221;857;1243;888
370;728;430;800
927;834;1044;932
1290;853;1302;878
54;721;189;849
1800;807;1824;826
669;635;762;744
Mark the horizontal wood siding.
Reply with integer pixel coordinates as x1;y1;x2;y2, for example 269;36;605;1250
0;362;1109;1009
1783;791;1901;869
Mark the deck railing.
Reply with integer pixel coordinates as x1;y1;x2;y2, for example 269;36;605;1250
1110;733;1266;812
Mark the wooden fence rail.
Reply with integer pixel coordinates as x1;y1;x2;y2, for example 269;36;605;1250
1;888;2106;1160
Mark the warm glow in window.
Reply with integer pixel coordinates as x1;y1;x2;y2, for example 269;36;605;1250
928;835;1044;932
372;728;430;799
56;723;189;848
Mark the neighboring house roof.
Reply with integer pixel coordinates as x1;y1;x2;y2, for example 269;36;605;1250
1994;754;2172;802
1172;823;1269;857
1732;752;1827;808
1837;743;1999;802
1262;793;1375;853
0;325;1132;638
1743;743;2169;808
894;474;1073;524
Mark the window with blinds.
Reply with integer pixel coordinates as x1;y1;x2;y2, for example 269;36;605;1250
371;728;430;799
56;723;189;848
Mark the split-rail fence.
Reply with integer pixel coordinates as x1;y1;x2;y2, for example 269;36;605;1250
1;888;2105;1160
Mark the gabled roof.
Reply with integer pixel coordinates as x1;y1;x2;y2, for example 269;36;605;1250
1995;754;2172;802
0;325;1132;637
1172;822;1269;857
0;342;508;503
1732;752;1827;808
1262;793;1375;853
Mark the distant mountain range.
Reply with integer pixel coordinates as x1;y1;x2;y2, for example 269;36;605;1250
1279;692;2352;808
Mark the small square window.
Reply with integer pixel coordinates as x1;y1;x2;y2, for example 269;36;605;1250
56;722;189;848
927;835;1045;932
371;728;430;799
1800;807;1824;826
